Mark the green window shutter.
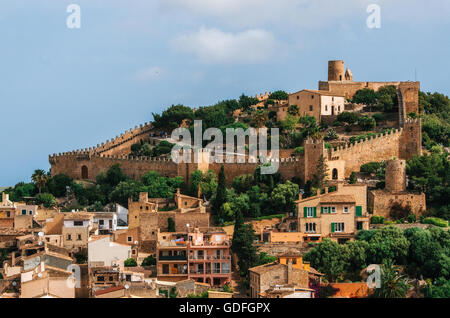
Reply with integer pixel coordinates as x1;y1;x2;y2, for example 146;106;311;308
313;207;317;218
321;207;324;214
331;223;335;233
328;207;331;214
304;207;307;218
356;206;362;217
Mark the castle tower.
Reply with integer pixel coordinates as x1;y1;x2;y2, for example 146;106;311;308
304;138;326;182
328;60;345;82
385;159;406;193
399;118;422;159
397;82;420;127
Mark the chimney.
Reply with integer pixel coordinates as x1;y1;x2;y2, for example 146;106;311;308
139;192;148;203
316;189;321;196
2;192;9;202
325;187;329;194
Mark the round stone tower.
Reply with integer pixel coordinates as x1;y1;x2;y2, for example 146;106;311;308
385;159;406;192
328;60;345;81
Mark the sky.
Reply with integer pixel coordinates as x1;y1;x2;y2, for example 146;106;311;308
0;0;449;186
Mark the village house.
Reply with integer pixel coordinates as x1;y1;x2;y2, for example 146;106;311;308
62;212;95;252
296;183;369;244
156;232;188;282
187;228;232;287
249;250;323;298
92;212;118;234
88;235;131;268
283;89;345;123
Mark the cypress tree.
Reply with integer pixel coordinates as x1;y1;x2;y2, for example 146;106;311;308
213;165;227;220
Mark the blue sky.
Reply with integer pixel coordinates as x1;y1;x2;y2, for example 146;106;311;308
0;0;449;186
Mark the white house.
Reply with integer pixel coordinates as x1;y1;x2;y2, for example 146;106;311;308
88;236;131;268
92;212;118;233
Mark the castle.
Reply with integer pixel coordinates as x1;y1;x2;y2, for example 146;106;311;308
49;61;423;186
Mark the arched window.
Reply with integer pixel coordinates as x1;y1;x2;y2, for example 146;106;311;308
81;165;89;179
332;168;338;180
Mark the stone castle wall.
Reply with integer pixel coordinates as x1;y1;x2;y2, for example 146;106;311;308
328;129;402;178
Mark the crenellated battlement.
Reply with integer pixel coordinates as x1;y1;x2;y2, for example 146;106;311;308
49;122;153;160
329;128;402;157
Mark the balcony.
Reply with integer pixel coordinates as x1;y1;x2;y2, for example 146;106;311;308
188;255;231;261
159;255;187;261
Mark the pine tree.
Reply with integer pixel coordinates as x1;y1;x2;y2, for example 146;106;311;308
312;155;328;189
213;165;226;221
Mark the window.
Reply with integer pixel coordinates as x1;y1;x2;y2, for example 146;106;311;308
22;209;26;215
126;274;131;282
305;223;316;233
304;207;316;218
323;207;328;214
140;206;143;210
127;236;132;242
46;238;50;242
73;221;83;226
325;105;328;111
99;220;104;225
311;95;314;99
357;222;363;230
146;206;149;211
297;96;299;100
338;106;341;111
77;234;82;241
6;212;10;218
344;207;349;213
309;105;313;111
97;276;104;282
213;263;221;274
356;206;363;217
67;234;72;241
332;223;345;233
330;207;336;214
29;211;32;215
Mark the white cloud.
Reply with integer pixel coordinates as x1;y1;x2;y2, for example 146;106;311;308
171;27;277;64
133;66;166;81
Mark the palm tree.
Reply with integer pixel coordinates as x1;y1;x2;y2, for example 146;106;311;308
31;169;49;193
288;105;300;117
371;261;410;298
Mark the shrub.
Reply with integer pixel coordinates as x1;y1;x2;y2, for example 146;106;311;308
294;147;305;155
254;214;285;221
407;214;416;224
358;116;376;131
360;162;382;174
371;216;385;224
124;258;138;267
372;113;384;122
337;112;360;125
141;255;156;266
35;193;56;208
349;172;357;184
422;217;448;227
